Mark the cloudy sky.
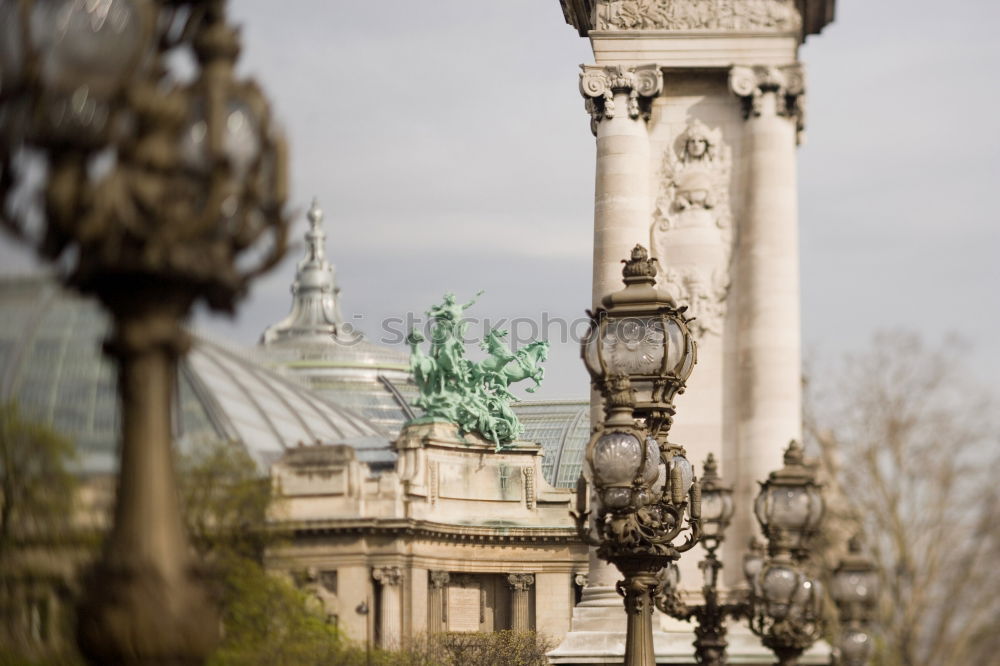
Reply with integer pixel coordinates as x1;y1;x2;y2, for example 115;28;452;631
2;0;997;401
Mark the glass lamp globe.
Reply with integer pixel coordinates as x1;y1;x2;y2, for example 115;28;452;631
832;536;879;624
582;245;696;421
832;568;878;607
742;537;765;585
29;0;153;92
180;90;264;180
789;575;822;621
588;430;659;510
756;558;803;621
839;627;874;665
753;441;824;549
13;0;155;141
698;453;734;540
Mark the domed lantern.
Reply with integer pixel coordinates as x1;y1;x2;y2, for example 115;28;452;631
838;628;875;666
0;0;157;145
751;553;821;624
753;440;824;555
699;452;734;547
832;536;879;624
582;245;696;431
587;429;660;511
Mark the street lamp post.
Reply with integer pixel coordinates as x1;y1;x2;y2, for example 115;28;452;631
657;443;829;666
654;453;740;666
830;537;878;666
746;441;826;666
0;1;288;663
573;244;701;666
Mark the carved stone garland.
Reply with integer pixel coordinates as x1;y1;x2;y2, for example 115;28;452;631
651;118;733;338
595;0;802;32
523;466;536;510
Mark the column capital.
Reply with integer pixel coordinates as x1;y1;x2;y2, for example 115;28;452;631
729;64;806;139
373;566;403;586
506;573;536;592
580;63;663;130
429;570;451;589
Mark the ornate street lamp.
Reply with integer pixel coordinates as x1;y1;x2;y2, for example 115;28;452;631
574;245;701;666
746;441;827;666
831;536;878;666
754;440;824;559
0;1;288;663
654;453;740;666
582;244;697;434
698;452;735;551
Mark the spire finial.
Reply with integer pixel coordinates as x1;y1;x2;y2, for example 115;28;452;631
260;197;343;345
304;197;326;263
307;197;323;229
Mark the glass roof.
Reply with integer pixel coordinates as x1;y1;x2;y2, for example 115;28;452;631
0;275;590;484
0;275;387;474
513;400;590;488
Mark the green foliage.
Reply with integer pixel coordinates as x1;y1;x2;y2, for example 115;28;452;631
175;438;274;561
373;631;554;666
174;440;353;665
207;554;345;666
0;402;77;556
0;403;80;665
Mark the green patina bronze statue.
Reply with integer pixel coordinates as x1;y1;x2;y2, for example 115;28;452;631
407;292;548;447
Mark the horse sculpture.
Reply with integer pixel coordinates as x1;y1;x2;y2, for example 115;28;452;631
407;295;548;448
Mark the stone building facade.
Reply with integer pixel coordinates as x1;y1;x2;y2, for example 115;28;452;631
268;421;587;647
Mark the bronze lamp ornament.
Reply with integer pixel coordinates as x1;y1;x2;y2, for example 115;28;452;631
831;536;878;666
0;1;288;663
654;453;741;666
656;442;831;666
574;245;701;666
582;244;697;435
745;441;827;666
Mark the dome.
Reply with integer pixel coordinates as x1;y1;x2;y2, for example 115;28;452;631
0;275;390;475
257;199;419;437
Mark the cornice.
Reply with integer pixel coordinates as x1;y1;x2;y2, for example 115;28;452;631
560;0;835;40
280;517;583;544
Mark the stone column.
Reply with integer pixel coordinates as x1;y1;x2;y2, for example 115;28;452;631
579;62;663;601
373;566;403;648
506;573;535;632
427;571;450;633
724;64;805;584
581;63;662;308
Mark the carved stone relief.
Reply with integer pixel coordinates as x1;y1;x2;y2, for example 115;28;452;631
579;64;663;134
506;573;536;592
595;0;802;32
429;461;439;506
523;467;536;510
729;64;806;140
429;570;451;589
650;119;732;338
372;566;402;586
